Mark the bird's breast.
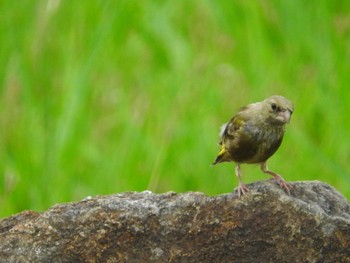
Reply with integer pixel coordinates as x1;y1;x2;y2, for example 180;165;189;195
227;123;285;164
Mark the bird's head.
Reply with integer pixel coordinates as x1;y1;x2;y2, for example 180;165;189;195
263;95;294;125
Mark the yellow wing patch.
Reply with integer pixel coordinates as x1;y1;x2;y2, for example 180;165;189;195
212;144;231;165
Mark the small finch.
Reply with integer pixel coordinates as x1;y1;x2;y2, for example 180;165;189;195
212;95;294;196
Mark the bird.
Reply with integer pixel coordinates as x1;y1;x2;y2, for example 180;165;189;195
212;95;294;196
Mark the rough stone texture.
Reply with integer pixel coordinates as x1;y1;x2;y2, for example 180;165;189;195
1;180;350;263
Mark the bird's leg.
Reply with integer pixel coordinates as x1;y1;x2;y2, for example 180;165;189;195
235;163;249;196
260;162;292;193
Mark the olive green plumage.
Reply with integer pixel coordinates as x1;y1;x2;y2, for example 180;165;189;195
212;95;294;196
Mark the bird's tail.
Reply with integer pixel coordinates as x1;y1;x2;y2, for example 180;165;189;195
212;145;230;165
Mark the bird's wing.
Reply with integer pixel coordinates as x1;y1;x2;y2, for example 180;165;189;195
225;117;244;138
218;106;251;145
225;106;250;138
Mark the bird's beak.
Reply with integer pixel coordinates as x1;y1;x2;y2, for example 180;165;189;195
277;110;292;124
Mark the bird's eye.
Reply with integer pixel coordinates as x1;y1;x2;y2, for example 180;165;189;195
271;103;277;111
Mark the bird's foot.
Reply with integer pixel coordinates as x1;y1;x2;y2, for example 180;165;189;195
273;175;292;194
235;183;249;197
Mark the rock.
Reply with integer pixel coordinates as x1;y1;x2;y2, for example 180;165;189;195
0;180;350;262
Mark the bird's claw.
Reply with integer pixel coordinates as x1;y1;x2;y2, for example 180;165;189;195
274;175;292;194
236;183;249;197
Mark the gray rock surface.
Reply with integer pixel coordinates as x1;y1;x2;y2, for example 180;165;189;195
1;180;350;262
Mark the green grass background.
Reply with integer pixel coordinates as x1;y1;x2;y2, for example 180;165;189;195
1;0;350;218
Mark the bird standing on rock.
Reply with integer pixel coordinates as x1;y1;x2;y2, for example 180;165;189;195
212;95;294;196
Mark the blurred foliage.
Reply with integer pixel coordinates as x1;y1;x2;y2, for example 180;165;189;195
1;0;350;217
